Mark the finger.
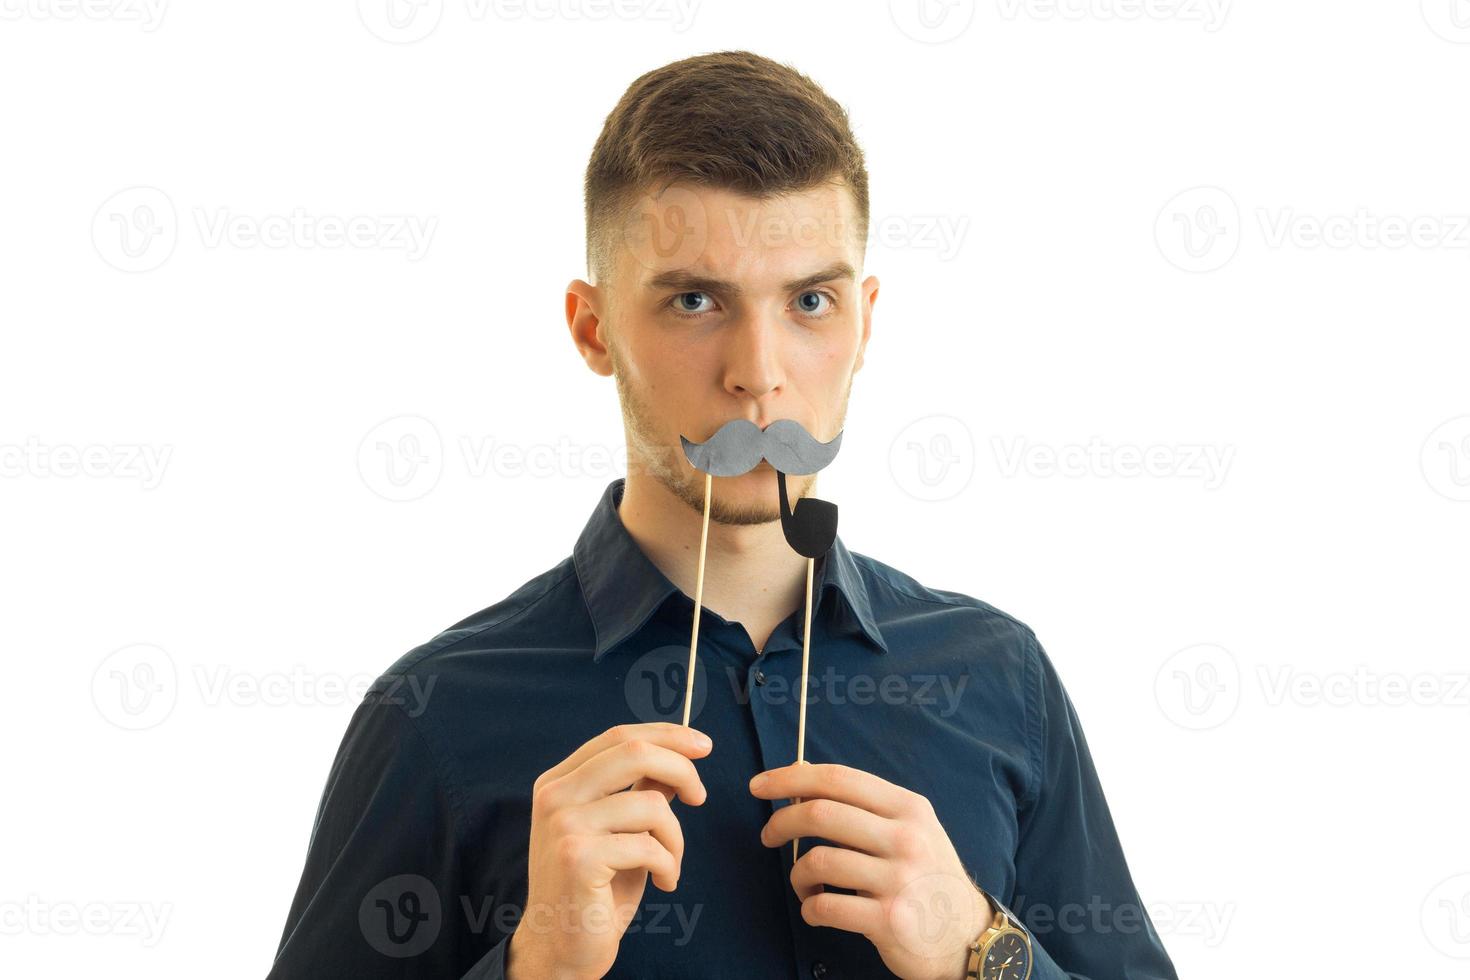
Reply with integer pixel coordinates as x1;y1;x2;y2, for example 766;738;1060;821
558;738;709;809
577;832;680;891
540;723;712;787
790;845;894;901
571;790;686;889
761;798;896;856
798;890;884;937
750;763;913;819
631;775;678;805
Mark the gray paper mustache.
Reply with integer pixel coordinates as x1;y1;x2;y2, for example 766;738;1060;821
680;419;843;477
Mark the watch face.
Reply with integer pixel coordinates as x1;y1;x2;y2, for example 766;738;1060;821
982;931;1032;980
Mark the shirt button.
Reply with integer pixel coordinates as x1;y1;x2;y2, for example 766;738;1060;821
811;961;828;979
755;669;767;686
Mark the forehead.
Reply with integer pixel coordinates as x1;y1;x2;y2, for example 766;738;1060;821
618;181;862;288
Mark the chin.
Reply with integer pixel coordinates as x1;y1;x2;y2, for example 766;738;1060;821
697;468;785;526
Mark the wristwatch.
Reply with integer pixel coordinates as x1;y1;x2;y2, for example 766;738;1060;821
964;889;1033;980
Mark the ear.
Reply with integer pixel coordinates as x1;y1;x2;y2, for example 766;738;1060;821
566;279;613;377
854;274;879;374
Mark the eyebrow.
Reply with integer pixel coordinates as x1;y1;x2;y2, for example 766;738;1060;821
644;261;857;298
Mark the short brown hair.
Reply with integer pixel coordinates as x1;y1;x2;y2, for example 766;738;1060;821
583;50;869;284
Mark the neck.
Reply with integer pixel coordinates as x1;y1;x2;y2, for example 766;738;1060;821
618;468;811;654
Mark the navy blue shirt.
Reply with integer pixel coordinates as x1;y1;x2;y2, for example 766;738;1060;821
269;477;1178;979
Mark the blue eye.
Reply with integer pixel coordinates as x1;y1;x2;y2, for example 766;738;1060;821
796;290;836;316
670;291;714;318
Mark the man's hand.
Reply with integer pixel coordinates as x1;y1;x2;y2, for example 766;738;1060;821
508;723;712;980
750;763;992;980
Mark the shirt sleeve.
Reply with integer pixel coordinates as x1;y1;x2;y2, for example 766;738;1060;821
268;690;511;979
1009;633;1180;980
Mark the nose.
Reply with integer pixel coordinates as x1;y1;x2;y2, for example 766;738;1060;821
722;308;786;405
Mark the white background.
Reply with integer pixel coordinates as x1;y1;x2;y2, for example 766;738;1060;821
3;1;1468;976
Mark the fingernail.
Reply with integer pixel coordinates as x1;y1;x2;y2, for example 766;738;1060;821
749;773;768;792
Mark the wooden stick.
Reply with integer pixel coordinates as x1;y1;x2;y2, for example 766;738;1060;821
792;554;814;862
681;471;712;728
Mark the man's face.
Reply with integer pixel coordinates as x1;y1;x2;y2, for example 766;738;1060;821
589;180;877;527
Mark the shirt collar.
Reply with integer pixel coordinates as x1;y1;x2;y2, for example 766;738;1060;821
573;478;889;662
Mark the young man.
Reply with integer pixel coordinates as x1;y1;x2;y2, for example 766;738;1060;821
269;51;1179;980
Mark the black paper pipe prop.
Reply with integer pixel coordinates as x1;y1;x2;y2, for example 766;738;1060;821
679;418;843;861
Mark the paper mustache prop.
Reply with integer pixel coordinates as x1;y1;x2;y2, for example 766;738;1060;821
678;418;843;861
679;418;842;557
